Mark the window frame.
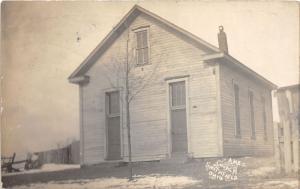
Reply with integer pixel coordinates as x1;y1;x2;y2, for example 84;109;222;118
104;89;123;160
248;89;256;139
165;76;190;156
279;127;284;137
291;141;294;164
170;81;186;110
233;80;241;138
106;91;120;118
261;96;268;141
133;26;150;66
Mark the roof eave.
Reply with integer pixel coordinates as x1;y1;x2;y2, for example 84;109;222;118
203;52;277;90
69;76;90;85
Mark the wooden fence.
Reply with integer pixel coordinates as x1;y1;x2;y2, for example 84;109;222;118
35;141;80;165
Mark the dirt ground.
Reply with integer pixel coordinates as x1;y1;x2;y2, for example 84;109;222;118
2;157;298;189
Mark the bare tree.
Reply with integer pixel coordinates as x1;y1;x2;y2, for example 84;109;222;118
103;22;166;180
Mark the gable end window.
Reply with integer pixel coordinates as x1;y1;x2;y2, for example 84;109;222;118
135;28;149;65
233;83;241;137
249;90;256;139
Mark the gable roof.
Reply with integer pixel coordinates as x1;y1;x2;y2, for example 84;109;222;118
68;5;277;89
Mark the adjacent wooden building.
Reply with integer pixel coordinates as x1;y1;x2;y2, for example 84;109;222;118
274;84;299;173
69;5;277;166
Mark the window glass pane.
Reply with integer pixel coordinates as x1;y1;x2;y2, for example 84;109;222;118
171;84;177;106
179;85;182;105
136;30;148;49
143;48;148;64
234;84;241;136
109;92;119;115
136;32;142;49
142;30;148;47
137;49;143;64
177;84;185;106
171;81;186;107
176;83;180;106
289;122;292;136
136;29;149;64
262;97;267;139
279;127;284;137
249;91;255;137
182;84;186;105
291;141;294;164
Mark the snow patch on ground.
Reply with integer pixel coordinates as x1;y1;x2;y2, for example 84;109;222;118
239;156;275;169
249;179;299;189
9;175;201;189
3;164;80;177
40;164;80;172
246;166;277;177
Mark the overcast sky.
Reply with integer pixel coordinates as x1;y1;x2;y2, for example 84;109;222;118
2;1;299;157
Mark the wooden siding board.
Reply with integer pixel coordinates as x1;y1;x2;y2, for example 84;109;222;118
220;63;274;157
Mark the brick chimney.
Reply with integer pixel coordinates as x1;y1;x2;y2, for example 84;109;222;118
218;26;228;53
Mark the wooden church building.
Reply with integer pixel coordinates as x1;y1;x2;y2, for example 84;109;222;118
69;5;277;165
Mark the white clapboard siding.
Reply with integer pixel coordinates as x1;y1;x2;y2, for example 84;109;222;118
80;13;221;165
219;63;274;157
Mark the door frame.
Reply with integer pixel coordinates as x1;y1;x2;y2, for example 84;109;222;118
104;88;123;161
166;76;191;157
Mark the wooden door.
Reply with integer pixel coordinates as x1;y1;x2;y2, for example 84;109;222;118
106;91;121;160
170;81;188;153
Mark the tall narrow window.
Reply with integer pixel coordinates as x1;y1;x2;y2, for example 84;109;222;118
291;141;294;164
234;83;241;137
136;29;149;65
249;91;255;139
289;121;293;137
279;127;284;137
262;97;267;140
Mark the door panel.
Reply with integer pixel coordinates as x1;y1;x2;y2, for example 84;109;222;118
107;116;121;160
170;81;188;153
106;91;121;160
171;109;187;152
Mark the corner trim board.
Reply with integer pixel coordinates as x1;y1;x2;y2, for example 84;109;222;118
215;64;224;156
79;85;85;165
